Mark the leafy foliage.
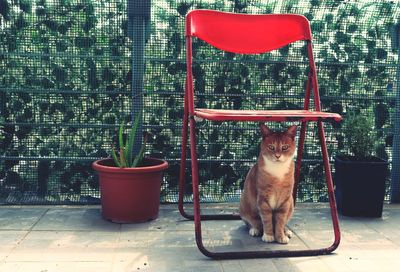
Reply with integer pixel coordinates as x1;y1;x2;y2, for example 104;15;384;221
0;0;398;203
342;113;376;160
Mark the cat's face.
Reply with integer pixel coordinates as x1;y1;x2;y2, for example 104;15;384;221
259;124;297;163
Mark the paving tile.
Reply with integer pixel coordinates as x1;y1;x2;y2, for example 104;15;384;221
219;260;243;272
148;244;202;262
118;229;196;249
0;231;28;260
319;254;354;272
117;205;195;232
286;257;333;272
117;261;188;272
239;258;278;272
203;219;244;231
298;229;338;249
6;230;119;262
111;252;152;272
120;216;194;232
0;207;48;230
339;258;396;272
33;207;119;231
0;261;113;272
183;259;223;272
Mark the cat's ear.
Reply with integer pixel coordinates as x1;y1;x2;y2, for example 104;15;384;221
286;125;297;139
260;123;272;137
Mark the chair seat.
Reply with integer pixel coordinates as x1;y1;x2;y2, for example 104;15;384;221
194;109;342;122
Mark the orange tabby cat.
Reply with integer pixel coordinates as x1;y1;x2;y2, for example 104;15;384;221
239;124;297;244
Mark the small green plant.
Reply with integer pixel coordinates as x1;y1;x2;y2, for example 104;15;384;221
111;114;147;168
342;112;376;160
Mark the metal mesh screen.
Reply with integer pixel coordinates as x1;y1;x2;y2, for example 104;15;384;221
0;0;399;204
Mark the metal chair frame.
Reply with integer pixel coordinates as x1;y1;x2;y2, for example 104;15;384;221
178;9;341;259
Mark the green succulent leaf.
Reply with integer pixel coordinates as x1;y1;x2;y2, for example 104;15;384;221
119;147;127;167
111;148;121;168
118;123;124;152
132;134;147;167
125;112;141;167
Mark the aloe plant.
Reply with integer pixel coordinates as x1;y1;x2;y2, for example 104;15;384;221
111;114;147;168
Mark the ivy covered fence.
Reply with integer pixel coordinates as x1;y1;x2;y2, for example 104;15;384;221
0;0;399;204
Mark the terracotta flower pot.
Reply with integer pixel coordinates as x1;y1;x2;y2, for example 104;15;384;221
92;157;168;223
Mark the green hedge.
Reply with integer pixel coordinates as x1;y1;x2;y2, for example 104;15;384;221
0;0;399;203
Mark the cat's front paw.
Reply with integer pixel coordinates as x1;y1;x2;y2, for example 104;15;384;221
261;233;275;243
249;228;261;237
285;229;293;238
275;235;290;244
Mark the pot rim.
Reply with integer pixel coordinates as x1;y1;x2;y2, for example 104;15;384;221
334;155;388;165
92;157;168;173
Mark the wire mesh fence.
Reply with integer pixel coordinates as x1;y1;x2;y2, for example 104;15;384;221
0;0;399;204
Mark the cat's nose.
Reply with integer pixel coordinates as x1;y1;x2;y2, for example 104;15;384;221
275;154;281;159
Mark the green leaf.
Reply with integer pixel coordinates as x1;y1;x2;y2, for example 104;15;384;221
126;112;141;167
111;148;121;167
118;124;127;167
132;134;147;167
119;147;126;167
118;123;124;151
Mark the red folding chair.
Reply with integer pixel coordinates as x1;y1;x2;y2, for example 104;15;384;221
178;9;341;259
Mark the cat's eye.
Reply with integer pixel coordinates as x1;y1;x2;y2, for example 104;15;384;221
268;145;275;151
282;145;289;151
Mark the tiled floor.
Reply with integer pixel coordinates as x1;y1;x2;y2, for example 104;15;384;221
0;203;399;272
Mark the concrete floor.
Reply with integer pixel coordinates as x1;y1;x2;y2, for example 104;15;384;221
0;203;399;272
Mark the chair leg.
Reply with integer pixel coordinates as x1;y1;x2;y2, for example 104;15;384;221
178;112;191;219
188;116;209;255
317;121;341;251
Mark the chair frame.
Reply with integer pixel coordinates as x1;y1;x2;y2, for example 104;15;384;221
178;9;341;259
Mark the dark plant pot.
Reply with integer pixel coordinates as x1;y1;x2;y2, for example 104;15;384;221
92;158;168;223
334;155;388;217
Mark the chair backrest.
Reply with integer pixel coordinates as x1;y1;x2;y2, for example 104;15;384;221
185;9;321;112
186;9;312;54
